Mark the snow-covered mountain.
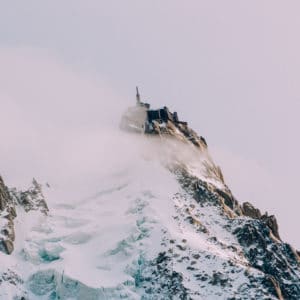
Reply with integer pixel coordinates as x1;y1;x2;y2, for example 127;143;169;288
0;98;299;299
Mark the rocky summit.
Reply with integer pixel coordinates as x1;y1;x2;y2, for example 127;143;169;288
0;93;299;299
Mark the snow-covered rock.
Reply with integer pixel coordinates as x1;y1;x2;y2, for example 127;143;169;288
0;100;299;299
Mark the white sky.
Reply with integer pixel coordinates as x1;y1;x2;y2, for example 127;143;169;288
0;1;300;248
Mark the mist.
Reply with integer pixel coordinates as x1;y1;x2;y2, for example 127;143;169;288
0;49;216;210
0;48;132;191
0;49;190;206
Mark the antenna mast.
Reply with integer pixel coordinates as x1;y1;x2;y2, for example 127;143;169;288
136;86;141;105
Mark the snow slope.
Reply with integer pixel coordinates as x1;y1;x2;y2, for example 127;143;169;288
0;128;299;299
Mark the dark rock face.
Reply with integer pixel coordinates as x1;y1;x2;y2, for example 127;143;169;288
233;220;300;299
241;202;262;219
0;176;9;210
241;202;281;240
209;271;230;287
10;178;49;215
134;252;190;300
174;166;241;217
261;213;280;240
0;176;49;255
215;188;242;215
172;166;300;299
0;176;16;254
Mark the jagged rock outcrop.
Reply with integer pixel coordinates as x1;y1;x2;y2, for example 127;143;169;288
233;220;300;299
241;201;262;219
0;177;48;255
0;176;49;298
150;119;208;151
241;202;281;240
261;213;281;240
10;178;49;216
0;176;16;254
173;164;300;299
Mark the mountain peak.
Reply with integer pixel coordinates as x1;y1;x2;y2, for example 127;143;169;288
121;88;208;150
0;91;299;299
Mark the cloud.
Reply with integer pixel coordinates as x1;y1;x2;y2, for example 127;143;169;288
0;47;131;188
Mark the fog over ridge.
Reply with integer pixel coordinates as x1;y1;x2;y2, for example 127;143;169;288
0;44;299;248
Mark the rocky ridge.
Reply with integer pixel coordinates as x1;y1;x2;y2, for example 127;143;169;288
0;99;299;299
121;100;300;299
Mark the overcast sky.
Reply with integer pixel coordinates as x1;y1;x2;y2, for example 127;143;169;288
1;1;300;248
